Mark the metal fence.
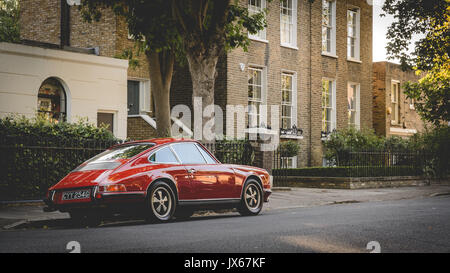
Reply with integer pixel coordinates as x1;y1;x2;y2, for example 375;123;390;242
272;148;434;186
0;136;121;200
201;141;254;166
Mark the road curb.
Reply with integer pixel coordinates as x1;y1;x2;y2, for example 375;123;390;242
429;191;450;197
3;220;28;230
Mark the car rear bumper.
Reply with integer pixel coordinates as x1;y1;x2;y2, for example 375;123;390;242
44;191;146;213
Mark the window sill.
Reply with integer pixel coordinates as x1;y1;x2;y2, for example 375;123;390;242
245;127;278;135
347;58;362;64
280;44;298;50
321;52;338;59
249;37;269;44
280;134;303;140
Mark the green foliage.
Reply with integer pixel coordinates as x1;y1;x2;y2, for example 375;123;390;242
382;0;449;124
403;67;450;126
382;0;449;71
321;127;449;177
0;0;20;43
205;139;254;166
323;128;385;164
0;114;118;141
407;126;450;177
279;140;300;157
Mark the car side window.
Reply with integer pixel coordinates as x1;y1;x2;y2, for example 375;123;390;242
196;144;217;164
171;143;206;164
149;147;179;164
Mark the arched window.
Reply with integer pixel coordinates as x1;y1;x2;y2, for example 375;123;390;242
37;78;67;122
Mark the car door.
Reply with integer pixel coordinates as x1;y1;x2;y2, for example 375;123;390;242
147;145;193;200
170;142;237;200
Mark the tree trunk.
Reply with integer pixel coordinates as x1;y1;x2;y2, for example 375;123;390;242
186;51;219;142
146;50;174;138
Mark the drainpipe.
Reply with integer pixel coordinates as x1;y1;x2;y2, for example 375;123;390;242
60;0;70;47
308;0;314;167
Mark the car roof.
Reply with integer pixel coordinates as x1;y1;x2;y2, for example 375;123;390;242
118;138;198;146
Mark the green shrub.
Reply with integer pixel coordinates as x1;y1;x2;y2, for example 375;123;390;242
279;140;300;157
0;114;117;141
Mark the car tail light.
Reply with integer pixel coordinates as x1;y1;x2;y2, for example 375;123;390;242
103;184;127;192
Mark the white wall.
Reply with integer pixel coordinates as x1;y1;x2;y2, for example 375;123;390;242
0;42;129;139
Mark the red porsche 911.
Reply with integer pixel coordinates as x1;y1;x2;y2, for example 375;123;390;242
44;138;272;224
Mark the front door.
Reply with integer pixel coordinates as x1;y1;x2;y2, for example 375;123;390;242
127;80;139;115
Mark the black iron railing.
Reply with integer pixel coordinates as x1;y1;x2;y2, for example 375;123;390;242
201;141;254;166
272;148;436;187
0;136;121;200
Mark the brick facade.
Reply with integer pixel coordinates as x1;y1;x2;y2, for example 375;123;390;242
19;0;374;166
172;0;373;167
373;61;426;137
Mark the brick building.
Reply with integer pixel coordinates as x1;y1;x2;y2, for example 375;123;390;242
18;0;373;167
172;0;373;167
372;61;426;137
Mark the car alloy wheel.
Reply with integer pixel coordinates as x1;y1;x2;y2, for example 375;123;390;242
148;182;176;222
245;183;261;212
238;180;263;216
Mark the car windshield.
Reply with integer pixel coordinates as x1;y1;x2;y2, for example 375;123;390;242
73;143;155;172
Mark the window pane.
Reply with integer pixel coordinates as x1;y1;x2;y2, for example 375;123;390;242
171;143;206;164
87;143;155;163
149;147;178;163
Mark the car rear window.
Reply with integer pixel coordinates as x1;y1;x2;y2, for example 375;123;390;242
73;143;155;172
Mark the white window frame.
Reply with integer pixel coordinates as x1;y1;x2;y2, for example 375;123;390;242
97;110;118;137
281;71;298;130
280;0;298;49
322;0;336;56
321;78;336;136
347;7;360;61
248;0;268;42
281;155;297;168
128;78;151;116
391;80;400;125
247;66;267;128
347;82;360;129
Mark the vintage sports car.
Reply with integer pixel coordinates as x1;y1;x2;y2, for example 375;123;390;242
44;138;272;224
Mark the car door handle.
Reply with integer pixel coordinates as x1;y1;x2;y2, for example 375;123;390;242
187;168;197;174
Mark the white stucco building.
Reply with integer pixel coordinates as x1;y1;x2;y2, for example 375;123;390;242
0;42;129;139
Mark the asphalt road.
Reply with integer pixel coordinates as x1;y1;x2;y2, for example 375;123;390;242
1;196;449;253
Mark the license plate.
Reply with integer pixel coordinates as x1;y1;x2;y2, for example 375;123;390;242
62;190;90;201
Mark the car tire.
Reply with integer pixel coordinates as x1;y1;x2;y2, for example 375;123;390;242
238;179;263;216
146;181;176;223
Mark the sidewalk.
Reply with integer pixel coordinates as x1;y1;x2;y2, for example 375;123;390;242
1;185;450;229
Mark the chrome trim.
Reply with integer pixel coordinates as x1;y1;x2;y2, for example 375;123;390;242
168;145;182;163
179;198;240;202
101;191;146;196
